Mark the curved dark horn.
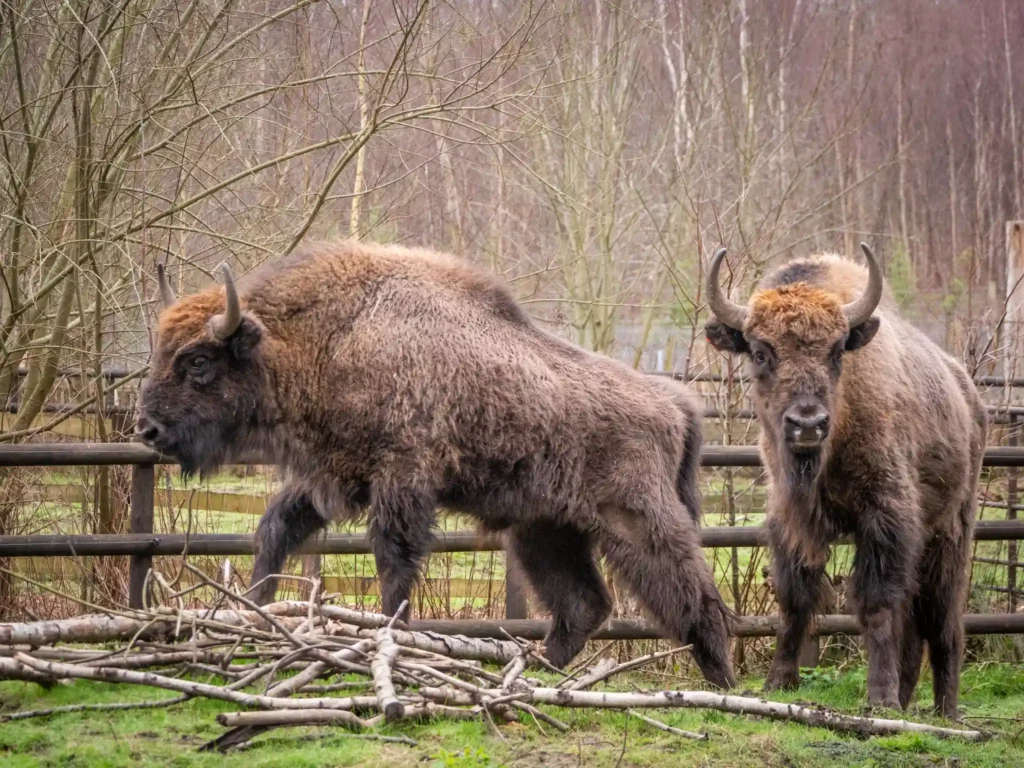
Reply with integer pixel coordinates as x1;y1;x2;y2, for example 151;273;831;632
706;246;749;330
156;262;177;308
842;243;884;327
209;263;242;340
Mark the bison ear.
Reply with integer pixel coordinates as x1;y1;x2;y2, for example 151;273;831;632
228;316;263;360
704;320;749;355
845;316;880;352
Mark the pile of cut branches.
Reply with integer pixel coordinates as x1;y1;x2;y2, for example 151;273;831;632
0;566;986;750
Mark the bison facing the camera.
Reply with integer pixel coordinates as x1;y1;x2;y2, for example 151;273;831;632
704;243;986;717
137;240;735;688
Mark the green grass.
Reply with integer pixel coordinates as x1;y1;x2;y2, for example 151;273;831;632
2;664;1023;767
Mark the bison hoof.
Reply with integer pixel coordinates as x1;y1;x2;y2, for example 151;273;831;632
543;648;573;670
708;669;737;691
937;705;963;722
866;694;901;712
763;665;800;692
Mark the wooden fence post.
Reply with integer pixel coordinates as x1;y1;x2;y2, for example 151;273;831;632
1009;412;1018;613
1005;221;1024;614
129;463;155;609
300;554;322;599
505;552;528;620
1006;221;1024;379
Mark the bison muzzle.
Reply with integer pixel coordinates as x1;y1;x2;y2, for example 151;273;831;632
137;241;736;688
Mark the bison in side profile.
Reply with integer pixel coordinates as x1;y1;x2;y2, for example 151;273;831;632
137;240;735;687
703;243;986;717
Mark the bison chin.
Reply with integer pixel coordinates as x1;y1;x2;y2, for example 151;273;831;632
145;421;235;483
783;448;823;492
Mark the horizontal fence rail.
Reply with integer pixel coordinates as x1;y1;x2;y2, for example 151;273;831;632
3;520;1024;559
5;443;1024;467
407;613;1024;639
18;366;1024;388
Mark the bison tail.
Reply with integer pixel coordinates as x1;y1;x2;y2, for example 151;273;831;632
676;405;703;526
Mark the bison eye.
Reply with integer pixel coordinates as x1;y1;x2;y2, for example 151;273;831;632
190;355;209;371
752;350;768;366
829;345;844;369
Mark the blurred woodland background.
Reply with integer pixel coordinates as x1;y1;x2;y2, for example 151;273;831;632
2;0;1024;670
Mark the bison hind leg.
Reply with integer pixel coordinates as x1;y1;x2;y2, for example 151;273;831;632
507;520;612;669
598;501;736;690
916;526;972;719
898;601;924;709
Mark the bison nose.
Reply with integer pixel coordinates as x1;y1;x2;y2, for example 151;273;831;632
783;406;830;447
135;415;165;445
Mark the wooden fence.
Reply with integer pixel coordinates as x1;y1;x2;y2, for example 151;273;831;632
3;443;1024;639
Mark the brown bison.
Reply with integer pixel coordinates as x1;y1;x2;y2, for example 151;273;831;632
136;241;735;687
703;243;986;717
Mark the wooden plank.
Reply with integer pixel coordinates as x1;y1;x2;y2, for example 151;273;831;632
128;464;155;609
409;612;1024;640
6;443;1024;467
0;530;493;557
32;484;269;516
504;556;529;620
0;415;115;438
2;520;1023;559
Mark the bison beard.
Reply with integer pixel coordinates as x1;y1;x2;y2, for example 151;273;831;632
137;242;736;688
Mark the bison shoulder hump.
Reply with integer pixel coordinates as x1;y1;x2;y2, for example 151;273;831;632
479;281;530;325
761;259;828;290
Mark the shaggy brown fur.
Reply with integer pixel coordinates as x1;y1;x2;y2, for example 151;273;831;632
137;241;735;687
705;249;986;718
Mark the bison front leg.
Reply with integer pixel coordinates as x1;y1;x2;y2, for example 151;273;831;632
853;513;920;711
251;488;326;605
763;535;824;692
368;487;435;622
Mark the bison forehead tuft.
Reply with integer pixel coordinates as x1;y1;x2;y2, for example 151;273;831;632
747;284;847;344
156;287;235;349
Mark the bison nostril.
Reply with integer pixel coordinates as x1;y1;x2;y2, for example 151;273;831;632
135;417;165;444
784;409;830;432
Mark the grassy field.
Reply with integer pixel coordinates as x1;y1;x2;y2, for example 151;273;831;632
2;663;1024;767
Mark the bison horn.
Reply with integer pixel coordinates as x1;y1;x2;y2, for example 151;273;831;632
842;243;884;327
156;262;177;308
706;246;749;331
209;262;242;340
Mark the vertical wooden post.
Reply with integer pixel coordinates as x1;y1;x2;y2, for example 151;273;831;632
1009;412;1018;613
300;553;322;599
504;552;528;620
129;463;155;609
1006;221;1024;379
1004;222;1023;613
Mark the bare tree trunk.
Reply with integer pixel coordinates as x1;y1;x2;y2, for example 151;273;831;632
349;0;373;238
1003;0;1022;215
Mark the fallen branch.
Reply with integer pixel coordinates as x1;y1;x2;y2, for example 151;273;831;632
569;647;690;691
628;710;708;741
217;709;374;730
371;626;404;722
0;657;57;686
0;694;189;722
13;653;378;712
520;688;986;741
